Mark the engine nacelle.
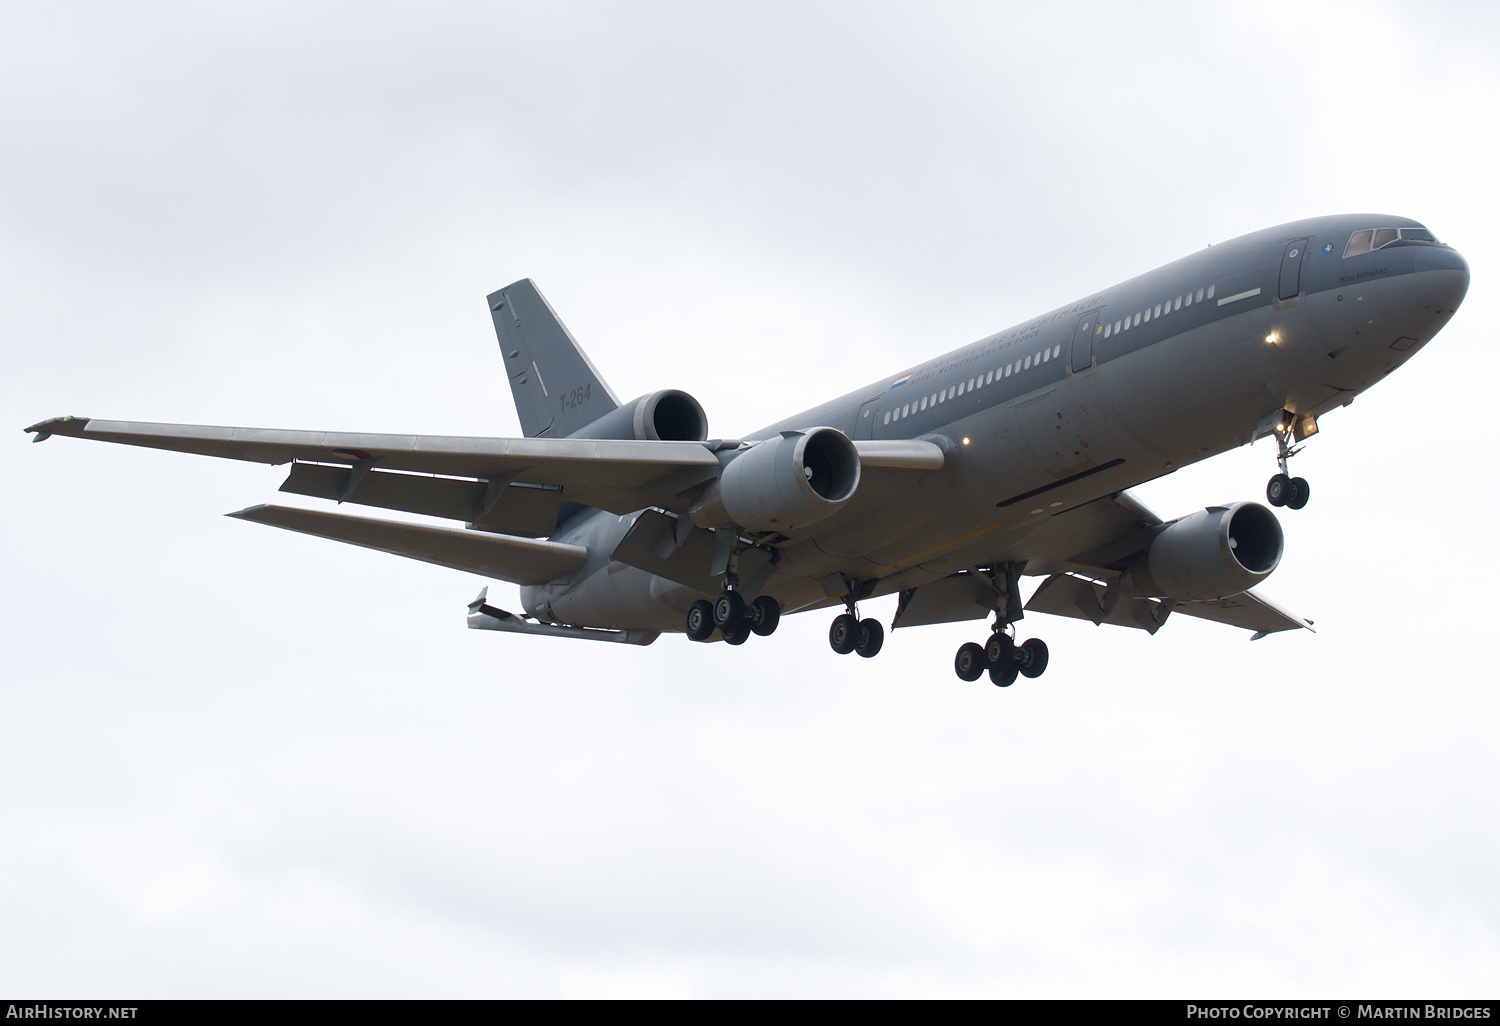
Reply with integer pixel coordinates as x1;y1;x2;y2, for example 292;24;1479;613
693;427;861;533
1137;501;1284;601
569;389;708;441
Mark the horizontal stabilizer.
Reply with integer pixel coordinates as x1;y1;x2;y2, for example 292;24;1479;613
227;505;588;585
466;589;657;645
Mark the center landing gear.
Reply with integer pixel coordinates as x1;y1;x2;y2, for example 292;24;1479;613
1265;411;1312;510
828;589;884;659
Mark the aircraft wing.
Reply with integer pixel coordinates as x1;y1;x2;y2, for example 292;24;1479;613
26;416;722;517
894;491;1312;637
1022;491;1314;637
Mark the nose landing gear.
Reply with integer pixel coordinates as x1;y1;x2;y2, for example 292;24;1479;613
1265;411;1314;510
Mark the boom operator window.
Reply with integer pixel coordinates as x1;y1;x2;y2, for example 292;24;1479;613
1343;226;1438;257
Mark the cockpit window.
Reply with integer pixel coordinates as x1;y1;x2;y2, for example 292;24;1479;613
1343;225;1439;257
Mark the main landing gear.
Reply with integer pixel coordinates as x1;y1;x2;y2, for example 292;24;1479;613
685;590;781;645
954;620;1049;687
1265;413;1311;510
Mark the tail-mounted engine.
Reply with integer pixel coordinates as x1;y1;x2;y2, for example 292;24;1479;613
570;389;708;441
1134;501;1284;601
692;427;861;533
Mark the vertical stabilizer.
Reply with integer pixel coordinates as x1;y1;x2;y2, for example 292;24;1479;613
487;279;620;438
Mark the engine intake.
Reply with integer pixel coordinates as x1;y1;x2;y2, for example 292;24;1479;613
569;389;708;442
692;427;860;533
1137;501;1284;601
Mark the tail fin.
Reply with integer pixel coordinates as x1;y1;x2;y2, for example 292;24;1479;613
487;279;620;438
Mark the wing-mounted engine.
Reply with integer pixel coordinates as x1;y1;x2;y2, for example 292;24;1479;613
690;427;861;533
1133;501;1284;601
569;389;708;441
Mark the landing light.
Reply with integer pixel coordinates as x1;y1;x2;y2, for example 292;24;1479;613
1265;332;1279;344
962;437;970;445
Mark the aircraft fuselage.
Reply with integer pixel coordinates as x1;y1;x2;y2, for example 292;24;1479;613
526;213;1469;632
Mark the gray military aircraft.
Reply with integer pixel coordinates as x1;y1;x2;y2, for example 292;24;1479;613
27;214;1469;685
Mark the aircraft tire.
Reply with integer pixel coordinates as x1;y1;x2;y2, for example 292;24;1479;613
714;590;745;630
1267;474;1291;507
1018;638;1050;678
990;661;1018;687
855;618;884;658
685;600;715;642
955;642;986;681
984;632;1013;667
1287;477;1310;510
751;595;782;636
722;623;751;645
829;613;858;655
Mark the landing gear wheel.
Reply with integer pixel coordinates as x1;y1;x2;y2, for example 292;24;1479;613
955;642;986;681
685;600;715;642
829;613;858;655
1267;473;1291;507
1287;477;1310;510
854;618;884;658
984;632;1014;667
989;661;1018;687
1017;638;1050;679
713;590;745;630
722;623;751;646
750;595;781;637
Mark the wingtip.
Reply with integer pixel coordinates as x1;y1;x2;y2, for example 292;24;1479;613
226;504;271;519
25;415;88;440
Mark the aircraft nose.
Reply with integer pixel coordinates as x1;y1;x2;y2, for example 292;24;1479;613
1416;244;1471;311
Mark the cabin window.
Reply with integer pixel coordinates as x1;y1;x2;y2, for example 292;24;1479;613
986;371;993;384
1175;296;1182;310
1207;285;1215;299
1155;303;1162;317
883;411;890;425
1195;288;1204;303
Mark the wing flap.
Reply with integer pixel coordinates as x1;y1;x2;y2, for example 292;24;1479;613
227;504;588;585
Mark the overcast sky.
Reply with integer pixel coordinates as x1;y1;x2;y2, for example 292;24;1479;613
4;0;1498;998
